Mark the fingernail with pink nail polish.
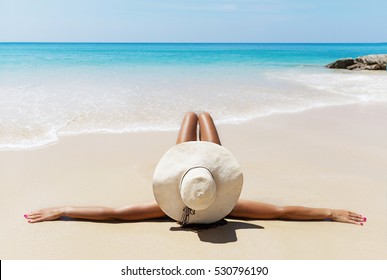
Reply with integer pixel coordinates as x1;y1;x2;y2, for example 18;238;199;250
363;217;367;222
28;220;31;223
360;223;363;226
24;214;28;218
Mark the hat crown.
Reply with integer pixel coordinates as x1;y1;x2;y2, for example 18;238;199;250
180;167;216;211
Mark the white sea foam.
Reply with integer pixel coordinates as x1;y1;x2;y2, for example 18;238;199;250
1;67;386;150
274;68;387;104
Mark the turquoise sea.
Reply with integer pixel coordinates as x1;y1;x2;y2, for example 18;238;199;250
1;43;387;150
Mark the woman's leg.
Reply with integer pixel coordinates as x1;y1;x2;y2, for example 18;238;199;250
198;112;221;145
176;112;198;144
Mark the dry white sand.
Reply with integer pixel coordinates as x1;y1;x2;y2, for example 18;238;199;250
1;103;386;259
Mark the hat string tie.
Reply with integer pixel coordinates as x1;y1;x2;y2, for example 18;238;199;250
179;206;195;226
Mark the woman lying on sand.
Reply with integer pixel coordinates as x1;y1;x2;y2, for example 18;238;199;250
25;112;366;226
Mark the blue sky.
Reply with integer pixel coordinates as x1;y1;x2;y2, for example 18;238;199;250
1;0;386;42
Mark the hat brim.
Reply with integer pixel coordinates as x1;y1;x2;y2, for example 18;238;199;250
153;141;243;224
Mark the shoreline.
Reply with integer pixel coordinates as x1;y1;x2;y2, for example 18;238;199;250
1;102;386;259
3;99;387;152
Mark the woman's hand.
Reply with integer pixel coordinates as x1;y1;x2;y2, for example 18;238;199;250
331;210;366;225
24;207;64;223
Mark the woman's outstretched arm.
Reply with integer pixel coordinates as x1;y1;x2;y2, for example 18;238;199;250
25;200;366;225
229;199;366;225
25;202;166;223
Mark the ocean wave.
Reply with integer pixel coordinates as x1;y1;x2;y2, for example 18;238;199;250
1;67;386;151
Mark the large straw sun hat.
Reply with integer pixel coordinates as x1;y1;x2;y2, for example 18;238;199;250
153;141;243;225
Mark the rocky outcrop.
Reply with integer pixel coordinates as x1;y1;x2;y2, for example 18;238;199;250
326;54;387;70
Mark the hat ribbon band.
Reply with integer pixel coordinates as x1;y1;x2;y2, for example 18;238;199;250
179;206;195;226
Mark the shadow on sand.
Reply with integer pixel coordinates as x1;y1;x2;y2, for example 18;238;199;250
170;219;264;244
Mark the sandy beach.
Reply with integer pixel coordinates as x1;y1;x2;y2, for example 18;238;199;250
0;103;386;260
